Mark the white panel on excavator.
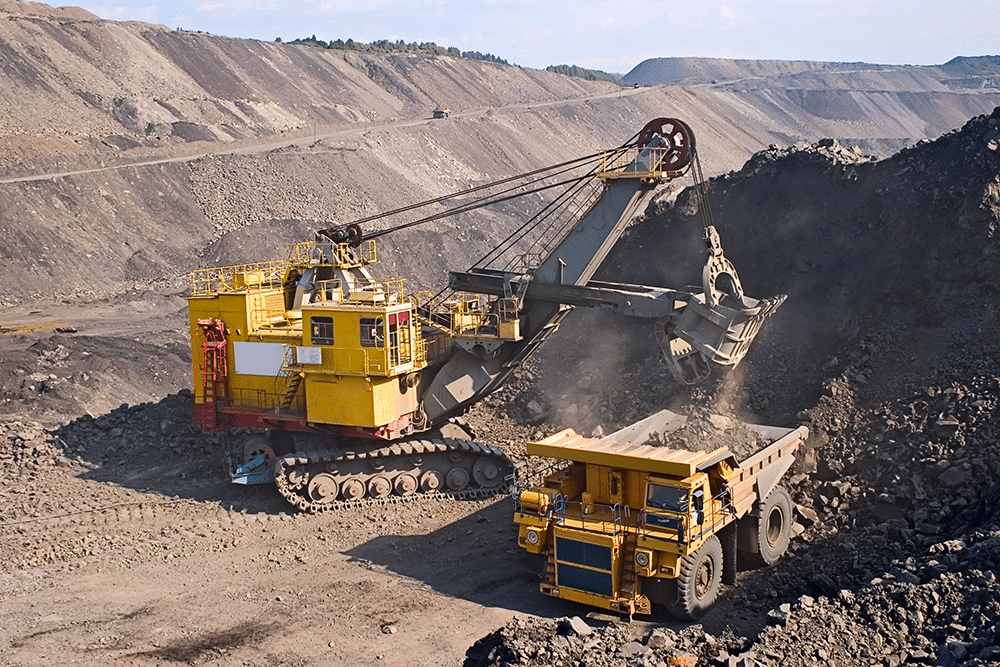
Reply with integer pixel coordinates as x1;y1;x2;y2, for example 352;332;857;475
234;342;291;376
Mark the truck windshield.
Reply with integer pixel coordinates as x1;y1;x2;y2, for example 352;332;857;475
646;484;688;512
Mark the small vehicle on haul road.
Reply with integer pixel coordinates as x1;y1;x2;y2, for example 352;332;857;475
514;408;808;619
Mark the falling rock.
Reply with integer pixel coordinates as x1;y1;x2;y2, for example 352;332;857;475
708;414;732;430
525;400;547;422
814;455;843;482
795;504;820;527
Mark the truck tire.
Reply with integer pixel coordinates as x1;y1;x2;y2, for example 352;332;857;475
667;534;722;620
742;486;792;567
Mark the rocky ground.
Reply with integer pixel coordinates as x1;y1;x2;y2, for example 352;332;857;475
2;7;1000;661
4;2;1000;309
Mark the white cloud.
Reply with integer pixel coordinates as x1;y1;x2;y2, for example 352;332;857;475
81;0;1000;70
314;0;443;14
80;4;159;23
197;0;281;13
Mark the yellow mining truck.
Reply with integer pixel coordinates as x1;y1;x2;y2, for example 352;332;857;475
514;409;808;619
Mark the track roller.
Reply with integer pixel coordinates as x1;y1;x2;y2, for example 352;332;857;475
273;437;513;513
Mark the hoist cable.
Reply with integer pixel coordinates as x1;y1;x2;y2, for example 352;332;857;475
349;151;606;230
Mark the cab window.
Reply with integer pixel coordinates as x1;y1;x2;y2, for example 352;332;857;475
646;483;688;512
360;317;384;348
311;316;334;345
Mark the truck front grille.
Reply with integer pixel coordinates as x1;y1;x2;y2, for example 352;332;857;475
556;563;614;597
554;536;614;597
555;536;612;569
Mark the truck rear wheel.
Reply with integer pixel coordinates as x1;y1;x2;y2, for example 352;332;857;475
742;486;792;567
668;534;722;620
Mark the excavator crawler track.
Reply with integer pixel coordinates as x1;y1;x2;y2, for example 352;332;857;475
273;438;513;513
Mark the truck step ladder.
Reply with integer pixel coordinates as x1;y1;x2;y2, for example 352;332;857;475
618;530;638;599
543;544;556;584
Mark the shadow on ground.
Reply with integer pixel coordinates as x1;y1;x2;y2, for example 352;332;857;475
50;391;290;515
347;497;914;645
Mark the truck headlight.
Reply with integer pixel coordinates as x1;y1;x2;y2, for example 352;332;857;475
526;529;540;545
635;551;650;567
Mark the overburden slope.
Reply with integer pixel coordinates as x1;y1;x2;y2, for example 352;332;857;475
3;2;1000;308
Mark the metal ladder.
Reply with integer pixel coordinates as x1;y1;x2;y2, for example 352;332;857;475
196;319;228;432
616;507;651;615
277;373;303;413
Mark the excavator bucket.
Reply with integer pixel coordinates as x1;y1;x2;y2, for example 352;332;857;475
656;226;786;384
657;293;786;384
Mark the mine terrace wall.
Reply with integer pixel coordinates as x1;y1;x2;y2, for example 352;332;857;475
1;2;1000;306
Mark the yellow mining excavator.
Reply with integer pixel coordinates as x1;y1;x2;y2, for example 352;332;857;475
186;118;785;512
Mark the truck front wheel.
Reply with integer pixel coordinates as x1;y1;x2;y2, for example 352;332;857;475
668;534;722;620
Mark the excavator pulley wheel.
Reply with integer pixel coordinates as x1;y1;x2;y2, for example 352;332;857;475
317;223;363;246
636;117;695;171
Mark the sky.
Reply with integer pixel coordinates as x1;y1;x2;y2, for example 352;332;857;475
77;1;999;73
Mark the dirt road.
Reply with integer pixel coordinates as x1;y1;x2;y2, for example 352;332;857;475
0;86;649;186
0;327;669;667
0;395;606;667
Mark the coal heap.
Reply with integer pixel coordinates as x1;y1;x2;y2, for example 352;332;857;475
466;108;1000;666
